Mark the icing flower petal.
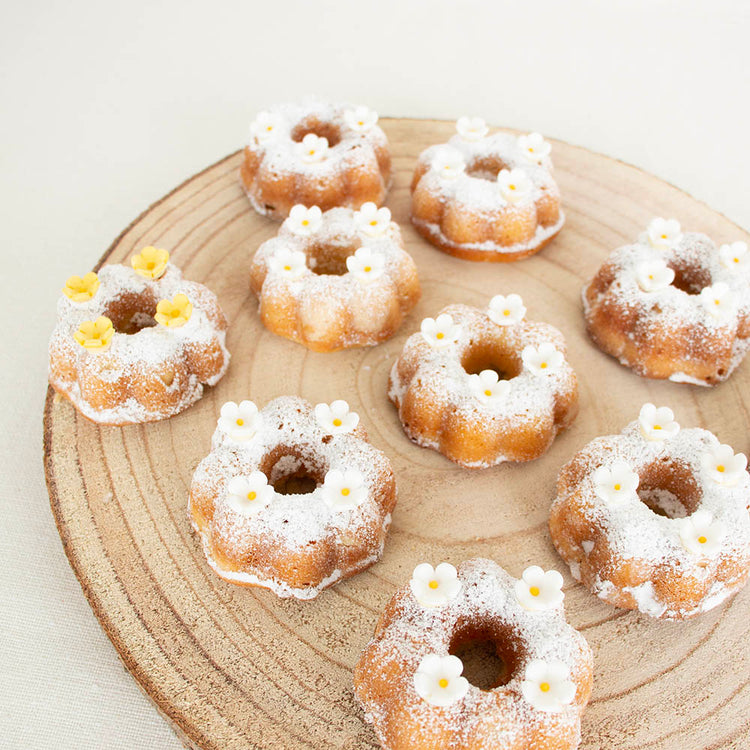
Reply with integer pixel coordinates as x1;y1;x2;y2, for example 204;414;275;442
522;342;564;375
646;218;682;250
131;246;170;279
468;369;511;404
487;293;526;326
456;116;488;141
679;509;726;556
296;133;329;163
321;468;367;511
432;148;466;179
719;241;749;271
63;272;100;303
497;168;533;204
287;204;323;236
155;293;192;328
74;316;114;351
344;105;378;132
409;562;462;607
593;461;640;506
314;400;359;434
701;444;748;487
269;247;308;278
249;111;283;142
638;403;679;441
636;260;675;292
699;282;736;321
346;247;386;283
514;566;564;611
420;313;461;348
226;472;274;516
521;659;576;713
518;132;551;164
354;202;392;237
218;400;262;442
413;654;469;707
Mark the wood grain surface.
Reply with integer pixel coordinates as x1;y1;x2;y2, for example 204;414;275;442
43;118;750;749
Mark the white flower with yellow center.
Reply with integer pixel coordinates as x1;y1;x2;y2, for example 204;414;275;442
468;370;511;404
413;654;469;707
346;247;386;283
522;342;563;375
636;259;675;292
719;241;748;271
701;444;747;487
456;116;488;141
420;313;461;348
344;105;378;132
645;218;682;250
518;132;551;164
592;461;640;506
514;566;564;611
409;562;462;607
321;469;367;511
432;148;466;179
296;133;329;163
497;168;533;204
249;111;283;142
699;282;736;321
218;400;262;442
269;247;307;279
638;403;679;441
679;510;726;556
287;204;323;236
354;202;391;237
314;400;359;435
226;472;274;516
521;660;576;713
487;293;526;326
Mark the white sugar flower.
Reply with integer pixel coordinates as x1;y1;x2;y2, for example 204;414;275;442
699;282;737;321
249;111;283;142
225;472;274;516
218;400;262;442
346;247;386;283
521;660;576;713
638;403;679;441
420;313;461;348
636;259;675;292
354;202;392;237
522;342;564;375
287;204;323;236
413;654;469;707
432;148;466;179
344;105;378;132
518;132;551;164
468;369;511;404
514;566;564;611
320;469;367;511
456;116;488;141
497;168;533;204
487;293;526;326
646;218;682;250
295;133;329;163
592;461;639;506
409;562;462;608
314;400;359;434
268;247;308;279
679;509;726;556
702;444;748;487
719;241;749;271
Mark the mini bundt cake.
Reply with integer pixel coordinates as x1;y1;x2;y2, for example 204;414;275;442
48;247;229;424
550;403;750;619
388;295;578;467
189;396;397;598
354;557;593;749
241;99;392;219
583;218;750;385
411;117;564;261
250;203;420;351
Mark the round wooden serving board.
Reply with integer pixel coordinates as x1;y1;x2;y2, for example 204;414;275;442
44;118;750;749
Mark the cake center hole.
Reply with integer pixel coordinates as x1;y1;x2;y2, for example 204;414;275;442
307;240;359;276
291;118;342;148
103;293;158;335
466;155;510;182
637;459;702;518
667;261;711;296
449;624;521;691
261;448;324;496
461;342;521;381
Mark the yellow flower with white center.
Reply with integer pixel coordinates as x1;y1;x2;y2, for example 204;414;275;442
699;282;736;321
346;247;385;283
249;111;283;142
645;218;682;250
522;342;564;375
638;403;679;441
314;400;359;434
218;400;262;442
636;259;675;292
131;246;170;279
487;293;526;326
521;660;576;713
73;316;114;351
468;369;511;404
155;293;192;328
679;509;726;556
701;444;747;487
320;469;367;511
409;563;462;608
226;472;274;516
354;202;391;237
344;105;378;132
287;204;323;236
497;168;533;204
518;132;552;164
592;461;640;506
296;133;329;163
269;247;307;279
455;116;488;141
413;654;469;707
514;565;565;611
719;241;748;271
63;272;100;303
432;148;465;179
420;313;461;348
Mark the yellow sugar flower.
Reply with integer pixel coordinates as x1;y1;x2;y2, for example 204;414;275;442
74;316;114;350
63;272;100;302
155;293;192;328
131;246;170;279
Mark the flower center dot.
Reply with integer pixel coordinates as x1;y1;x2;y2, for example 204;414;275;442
484;389;492;397
530;586;540;597
284;265;291;271
247;491;256;501
540;682;551;693
614;483;621;491
236;418;244;426
438;678;449;689
370;220;377;226
332;418;342;427
509;184;516;190
302;219;309;226
436;332;445;340
428;580;439;590
654;424;662;430
698;535;707;544
341;488;350;497
504;309;510;316
364;266;372;273
540;362;548;369
717;465;725;473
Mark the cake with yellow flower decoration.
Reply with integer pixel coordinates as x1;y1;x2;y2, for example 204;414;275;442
354;557;593;749
48;247;230;424
241;99;392;219
410;118;564;261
